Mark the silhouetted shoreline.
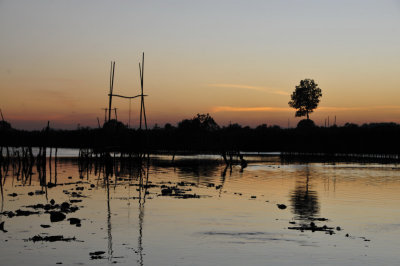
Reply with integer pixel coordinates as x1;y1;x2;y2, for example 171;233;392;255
2;120;400;157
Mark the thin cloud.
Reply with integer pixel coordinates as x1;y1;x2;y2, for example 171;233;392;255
319;106;400;112
208;83;290;96
212;105;400;113
212;106;291;112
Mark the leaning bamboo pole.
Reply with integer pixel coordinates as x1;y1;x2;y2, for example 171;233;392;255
139;52;147;130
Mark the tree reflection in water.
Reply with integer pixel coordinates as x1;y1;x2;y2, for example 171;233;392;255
290;166;320;221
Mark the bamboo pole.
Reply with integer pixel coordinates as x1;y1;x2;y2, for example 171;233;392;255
108;62;115;122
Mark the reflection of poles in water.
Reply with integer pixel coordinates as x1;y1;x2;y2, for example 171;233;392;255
105;171;113;262
0;163;4;212
137;155;150;266
49;147;52;183
54;148;58;185
218;165;229;197
290;166;320;220
102;152;114;262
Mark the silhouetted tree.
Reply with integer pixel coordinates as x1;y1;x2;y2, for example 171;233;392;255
178;113;219;132
0;120;12;131
288;79;322;120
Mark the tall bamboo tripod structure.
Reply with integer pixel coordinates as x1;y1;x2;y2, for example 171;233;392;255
105;53;148;128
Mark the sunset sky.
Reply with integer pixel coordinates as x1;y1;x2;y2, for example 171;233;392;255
1;0;400;129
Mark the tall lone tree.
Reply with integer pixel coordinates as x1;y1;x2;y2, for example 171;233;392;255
288;79;322;120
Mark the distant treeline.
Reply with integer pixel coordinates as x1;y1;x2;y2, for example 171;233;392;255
1;115;400;155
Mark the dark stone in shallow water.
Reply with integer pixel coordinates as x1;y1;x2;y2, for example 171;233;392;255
8;193;18;197
50;211;66;222
277;204;287;210
60;202;70;212
28;192;34;196
40;224;51;228
71;192;86;198
161;188;173;196
50;199;55;205
68;218;81;226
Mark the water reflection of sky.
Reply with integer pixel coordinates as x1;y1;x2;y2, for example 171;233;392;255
1;155;400;265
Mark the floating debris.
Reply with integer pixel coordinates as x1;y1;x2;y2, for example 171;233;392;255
15;209;40;216
160;186;200;199
288;222;335;234
90;251;106;260
28;235;77;242
309;217;329;221
0;221;7;233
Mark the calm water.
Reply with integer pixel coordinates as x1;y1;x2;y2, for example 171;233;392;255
1;154;400;265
